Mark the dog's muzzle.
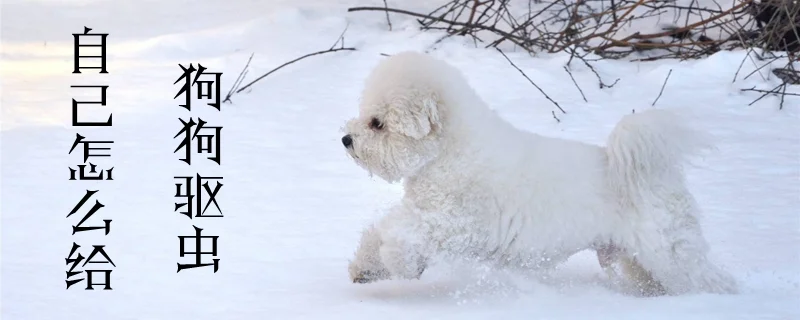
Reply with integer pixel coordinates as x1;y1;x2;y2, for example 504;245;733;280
342;134;353;148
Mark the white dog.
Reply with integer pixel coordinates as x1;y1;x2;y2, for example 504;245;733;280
341;51;737;296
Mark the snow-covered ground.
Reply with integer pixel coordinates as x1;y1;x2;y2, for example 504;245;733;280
2;0;799;319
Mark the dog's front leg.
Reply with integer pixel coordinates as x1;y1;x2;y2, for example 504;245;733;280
375;202;431;280
349;224;391;283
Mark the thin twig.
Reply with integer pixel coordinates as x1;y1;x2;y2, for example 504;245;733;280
495;47;566;114
651;68;673;106
779;80;787;110
223;53;255;103
564;66;588;102
552;110;561;122
743;54;787;82
732;48;754;84
330;22;350;50
573;50;620;88
382;0;393;31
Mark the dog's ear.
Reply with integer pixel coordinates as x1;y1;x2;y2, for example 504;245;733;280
402;92;441;139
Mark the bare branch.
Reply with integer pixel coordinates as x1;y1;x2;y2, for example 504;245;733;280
228;25;356;98
651;68;673;106
235;47;356;95
564;65;588;102
382;0;393;31
496;47;566;114
223;52;254;104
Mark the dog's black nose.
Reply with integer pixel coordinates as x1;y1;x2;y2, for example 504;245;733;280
342;134;353;148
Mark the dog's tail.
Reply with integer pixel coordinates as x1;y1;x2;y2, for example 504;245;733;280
604;109;737;295
605;109;710;196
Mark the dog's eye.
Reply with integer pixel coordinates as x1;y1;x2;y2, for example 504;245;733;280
369;117;384;130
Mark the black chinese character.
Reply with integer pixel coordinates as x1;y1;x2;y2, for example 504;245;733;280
68;133;113;180
174;63;222;111
70;85;111;126
174;174;224;219
177;225;219;273
65;242;116;290
174;118;222;165
67;190;111;235
69;163;114;181
72;27;108;74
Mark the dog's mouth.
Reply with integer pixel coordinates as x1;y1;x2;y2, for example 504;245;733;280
344;148;377;178
345;147;359;160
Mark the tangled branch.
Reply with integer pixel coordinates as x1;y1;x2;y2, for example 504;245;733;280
348;0;799;107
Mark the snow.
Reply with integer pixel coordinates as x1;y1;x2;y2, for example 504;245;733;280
2;0;799;319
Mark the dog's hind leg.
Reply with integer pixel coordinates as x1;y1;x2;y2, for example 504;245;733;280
604;109;737;295
595;242;666;297
627;196;738;295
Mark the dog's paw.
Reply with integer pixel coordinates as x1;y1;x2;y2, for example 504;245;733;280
351;269;390;284
348;258;390;284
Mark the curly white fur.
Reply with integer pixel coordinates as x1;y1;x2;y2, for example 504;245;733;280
342;51;737;296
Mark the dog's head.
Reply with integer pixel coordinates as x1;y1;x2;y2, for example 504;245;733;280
342;52;447;183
